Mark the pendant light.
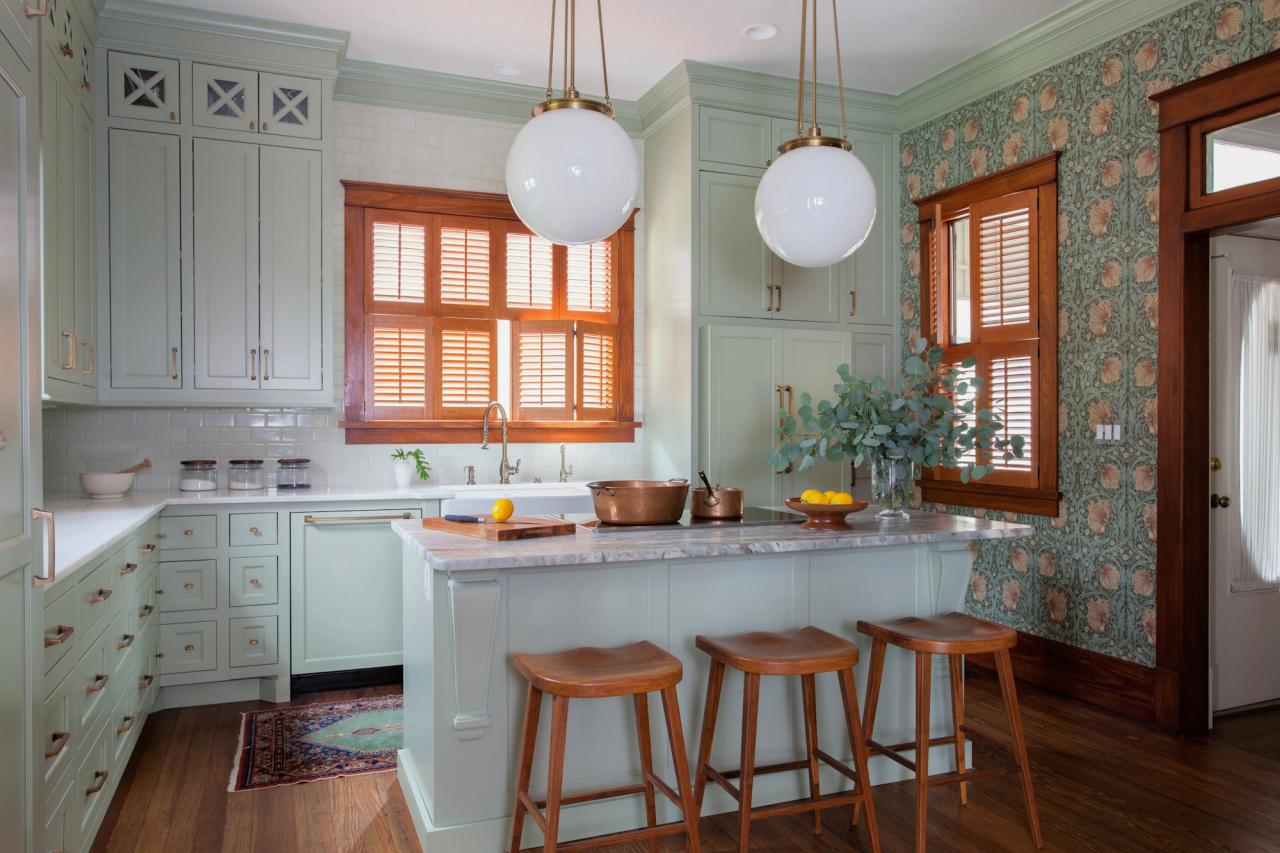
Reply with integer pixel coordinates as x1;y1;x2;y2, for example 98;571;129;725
505;0;638;246
755;0;876;268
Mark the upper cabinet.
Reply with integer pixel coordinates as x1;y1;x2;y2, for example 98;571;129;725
107;51;180;124
699;107;773;169
191;64;321;140
258;72;320;139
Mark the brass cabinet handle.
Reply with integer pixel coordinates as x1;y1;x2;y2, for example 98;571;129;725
138;674;154;690
22;0;49;18
81;339;94;375
44;624;74;647
775;284;782;313
59;41;72;57
116;634;135;650
140;544;156;555
45;731;71;759
249;638;259;646
85;673;109;694
32;508;55;586
85;770;109;796
169;111;176;122
116;715;136;735
120;562;138;575
263;349;270;381
303;513;413;524
183;529;194;536
88;588;112;604
249;120;256;130
156;533;167;540
183;582;194;590
250;347;257;381
249;526;260;534
170;346;179;380
765;284;775;313
1211;493;1232;509
60;330;77;370
785;385;794;415
261;121;268;130
249;578;262;587
138;604;154;619
849;289;857;317
82;79;92;91
184;644;194;652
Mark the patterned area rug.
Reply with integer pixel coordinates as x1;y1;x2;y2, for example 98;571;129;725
229;694;403;792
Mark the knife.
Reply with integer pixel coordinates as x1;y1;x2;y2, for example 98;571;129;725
444;514;483;523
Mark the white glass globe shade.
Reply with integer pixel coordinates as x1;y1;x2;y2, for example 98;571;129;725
754;145;877;268
505;107;639;245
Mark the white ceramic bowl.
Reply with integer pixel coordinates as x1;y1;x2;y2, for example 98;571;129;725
80;472;135;501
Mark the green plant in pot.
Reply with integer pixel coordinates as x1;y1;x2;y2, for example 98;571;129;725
390;448;431;488
768;340;1025;521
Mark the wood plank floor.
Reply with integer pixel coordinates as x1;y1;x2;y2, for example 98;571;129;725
92;672;1280;852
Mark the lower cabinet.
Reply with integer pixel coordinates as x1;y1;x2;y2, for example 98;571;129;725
289;507;424;675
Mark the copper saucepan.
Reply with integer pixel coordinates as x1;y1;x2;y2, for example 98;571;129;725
691;469;744;519
585;479;690;525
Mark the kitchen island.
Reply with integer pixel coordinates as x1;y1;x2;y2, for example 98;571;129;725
393;509;1032;852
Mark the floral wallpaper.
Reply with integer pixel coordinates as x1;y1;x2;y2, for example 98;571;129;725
898;0;1280;665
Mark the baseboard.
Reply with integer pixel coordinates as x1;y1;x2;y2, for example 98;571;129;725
292;665;403;695
967;630;1157;724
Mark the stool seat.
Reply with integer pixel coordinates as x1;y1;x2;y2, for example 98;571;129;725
856;612;1016;655
512;641;682;699
695;626;860;676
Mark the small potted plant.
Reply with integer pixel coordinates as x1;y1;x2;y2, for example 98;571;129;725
769;341;1024;521
390;448;431;488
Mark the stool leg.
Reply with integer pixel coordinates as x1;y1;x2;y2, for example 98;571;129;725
736;673;761;853
854;637;887;827
632;694;659;853
838;668;882;853
543;695;571;853
800;674;822;835
509;684;543;853
948;655;967;805
659;685;702;853
913;652;932;853
994;650;1043;849
693;659;725;812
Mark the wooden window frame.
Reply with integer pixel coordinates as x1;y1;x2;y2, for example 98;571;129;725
914;152;1060;516
342;181;638;444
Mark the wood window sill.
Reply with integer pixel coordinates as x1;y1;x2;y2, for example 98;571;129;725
340;420;641;445
919;480;1060;518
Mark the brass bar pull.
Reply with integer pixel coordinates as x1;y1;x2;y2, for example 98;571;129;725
138;604;154;619
116;634;135;650
170;346;179;380
85;770;109;796
303;513;413;524
120;562;138;575
183;582;194;590
140;544;157;555
184;644;194;652
138;674;154;691
850;289;857;317
250;348;257;381
183;529;194;536
82;339;95;375
45;731;71;759
88;588;112;604
263;349;270;381
785;385;794;415
775;284;782;312
249;578;262;587
116;716;136;735
32;508;55;586
775;386;785;415
23;0;49;17
249;638;259;646
85;673;109;694
60;331;77;370
765;285;774;313
44;624;74;647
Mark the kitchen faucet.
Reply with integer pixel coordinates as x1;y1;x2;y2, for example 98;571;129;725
558;444;573;483
481;402;521;485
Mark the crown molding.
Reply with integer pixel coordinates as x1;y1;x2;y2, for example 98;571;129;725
335;58;643;136
893;0;1198;130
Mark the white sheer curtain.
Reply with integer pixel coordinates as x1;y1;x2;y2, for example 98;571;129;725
1232;271;1280;593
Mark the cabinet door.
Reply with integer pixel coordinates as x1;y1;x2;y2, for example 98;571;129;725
259;145;322;390
782;328;852;497
0;0;36;70
107;51;180;124
74;101;94;387
698;171;772;320
843;131;892;327
192;138;259;390
290;508;422;674
701;325;783;508
698;107;772;168
191;63;257;132
258;72;321;140
774;256;841;322
41;52;75;383
108;129;181;389
850;329;894;382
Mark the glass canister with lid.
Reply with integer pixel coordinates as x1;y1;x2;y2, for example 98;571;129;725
276;458;311;489
228;459;266;491
179;460;218;492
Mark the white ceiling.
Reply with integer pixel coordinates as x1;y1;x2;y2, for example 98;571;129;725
160;0;1078;99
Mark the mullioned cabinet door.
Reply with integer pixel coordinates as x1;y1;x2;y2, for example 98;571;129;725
258;72;321;139
192;62;258;132
107;51;180;123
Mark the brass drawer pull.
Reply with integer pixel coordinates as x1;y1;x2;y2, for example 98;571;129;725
81;339;95;375
170;346;179;379
116;716;136;735
88;589;112;604
140;544;157;555
849;289;857;317
765;284;774;313
45;731;71;759
117;634;135;650
44;624;74;647
250;347;257;381
183;529;194;536
249;526;260;534
303;513;413;524
775;284;782;312
139;604;154;619
156;533;167;540
120;562;138;575
249;638;259;646
263;349;271;381
249;578;262;587
60;331;77;370
85;770;109;796
183;582;194;590
138;674;154;691
184;644;194;652
85;673;109;694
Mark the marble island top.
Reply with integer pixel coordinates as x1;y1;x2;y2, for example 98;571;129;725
394;509;1033;573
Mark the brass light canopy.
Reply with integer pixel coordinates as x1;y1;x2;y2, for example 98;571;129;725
532;0;616;119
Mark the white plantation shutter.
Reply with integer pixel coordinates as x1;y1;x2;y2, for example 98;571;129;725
987;348;1035;473
505;231;554;311
566;241;613;314
367;318;430;418
970;189;1038;341
439;222;491;306
370;219;427;304
577;323;617;417
512;321;572;420
439;322;494;415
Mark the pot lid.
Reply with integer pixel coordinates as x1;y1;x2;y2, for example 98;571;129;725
229;459;264;465
276;458;311;465
179;459;217;466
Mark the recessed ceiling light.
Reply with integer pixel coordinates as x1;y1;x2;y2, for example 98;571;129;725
493;62;526;77
742;23;780;41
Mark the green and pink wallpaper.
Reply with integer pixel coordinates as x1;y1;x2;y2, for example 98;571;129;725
898;0;1280;665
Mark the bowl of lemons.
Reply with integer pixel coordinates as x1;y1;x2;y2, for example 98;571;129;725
785;489;869;531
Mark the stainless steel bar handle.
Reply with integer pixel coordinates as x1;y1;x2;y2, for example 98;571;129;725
303;513;414;525
32;508;55;586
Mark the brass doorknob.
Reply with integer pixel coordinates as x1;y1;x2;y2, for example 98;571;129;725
1210;493;1231;509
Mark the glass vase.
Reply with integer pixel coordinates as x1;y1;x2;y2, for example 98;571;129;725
871;452;916;521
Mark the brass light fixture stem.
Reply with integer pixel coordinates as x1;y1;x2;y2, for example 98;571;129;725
597;0;610;106
832;0;848;139
777;0;852;155
810;0;818;133
796;0;807;138
546;0;557;98
534;0;616;118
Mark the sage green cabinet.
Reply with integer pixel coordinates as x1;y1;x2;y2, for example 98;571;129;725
699;106;772;168
259;72;321;140
698;170;772;319
192;64;322;140
107;128;181;389
841;131;893;328
107;51;180;124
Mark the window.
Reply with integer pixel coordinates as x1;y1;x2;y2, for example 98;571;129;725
341;182;637;443
915;153;1059;516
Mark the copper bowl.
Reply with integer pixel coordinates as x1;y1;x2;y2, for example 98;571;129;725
690;486;744;519
586;479;690;525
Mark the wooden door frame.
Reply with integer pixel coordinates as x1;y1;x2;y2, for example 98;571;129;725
1150;50;1280;733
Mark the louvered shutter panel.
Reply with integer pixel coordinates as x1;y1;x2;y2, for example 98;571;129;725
576;322;617;419
438;221;491;307
566;240;614;315
970;189;1037;342
366;317;431;419
986;345;1036;476
370;219;427;305
505;230;554;311
512;320;573;420
438;320;495;417
949;361;979;470
920;218;941;344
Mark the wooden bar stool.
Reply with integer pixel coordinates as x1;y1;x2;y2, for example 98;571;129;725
856;612;1043;853
509;641;701;853
692;626;882;853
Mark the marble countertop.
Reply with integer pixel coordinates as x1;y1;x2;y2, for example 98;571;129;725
394;509;1034;573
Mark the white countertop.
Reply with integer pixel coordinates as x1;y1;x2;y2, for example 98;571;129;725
394;509;1034;573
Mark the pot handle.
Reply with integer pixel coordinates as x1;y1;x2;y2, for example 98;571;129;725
585;482;616;497
667;478;689;484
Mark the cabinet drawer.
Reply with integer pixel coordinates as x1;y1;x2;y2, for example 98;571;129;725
137;568;159;627
106;604;138;680
43;586;78;674
135;626;160;711
699;107;773;168
108;675;139;767
72;628;112;733
229;556;278;607
40;775;79;853
39;674;75;812
158;515;216;549
159;621;217;674
158;560;217;611
229;616;278;668
229;512;277;547
75;557;119;641
75;719;113;841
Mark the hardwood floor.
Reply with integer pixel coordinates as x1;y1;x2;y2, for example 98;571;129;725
92;672;1280;852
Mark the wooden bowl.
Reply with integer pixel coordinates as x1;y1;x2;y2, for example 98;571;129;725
784;498;870;531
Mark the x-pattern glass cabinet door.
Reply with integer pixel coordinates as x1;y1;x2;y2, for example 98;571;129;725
192;62;258;132
258;72;321;140
108;51;180;124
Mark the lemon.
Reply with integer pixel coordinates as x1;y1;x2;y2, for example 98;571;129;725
829;492;854;506
804;492;830;505
492;498;515;522
824;490;838;500
799;489;825;504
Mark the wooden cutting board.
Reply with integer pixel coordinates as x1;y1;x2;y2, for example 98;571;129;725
421;515;577;541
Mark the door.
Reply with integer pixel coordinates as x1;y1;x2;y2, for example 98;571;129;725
781;328;852;497
258;72;321;140
774;255;840;322
259;145;322;390
108;129;181;389
193;137;259;389
698;170;772;320
42;53;75;384
843;131;892;327
1210;235;1280;713
191;62;257;132
290;508;422;674
107;51;180;124
73;100;92;387
701;324;783;508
